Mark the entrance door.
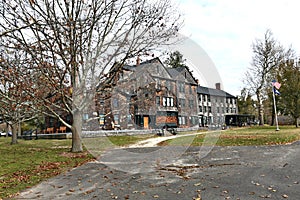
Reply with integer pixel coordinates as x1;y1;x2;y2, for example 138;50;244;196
143;116;149;129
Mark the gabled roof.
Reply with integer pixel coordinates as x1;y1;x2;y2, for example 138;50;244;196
197;86;236;98
123;57;165;70
166;66;198;85
167;68;181;78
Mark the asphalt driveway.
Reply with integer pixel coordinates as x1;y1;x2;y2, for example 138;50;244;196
15;141;300;200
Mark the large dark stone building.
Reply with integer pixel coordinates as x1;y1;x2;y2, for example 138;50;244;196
85;57;237;130
93;57;199;130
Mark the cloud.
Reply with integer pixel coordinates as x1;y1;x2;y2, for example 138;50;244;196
177;0;300;95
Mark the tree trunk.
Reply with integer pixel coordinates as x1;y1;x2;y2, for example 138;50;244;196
295;117;299;128
10;124;18;145
71;110;83;152
256;93;264;125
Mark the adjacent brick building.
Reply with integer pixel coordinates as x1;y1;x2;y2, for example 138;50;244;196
197;84;238;127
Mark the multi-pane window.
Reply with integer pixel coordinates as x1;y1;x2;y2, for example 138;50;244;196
232;108;236;113
179;82;185;92
208;106;212;113
163;97;174;107
127;115;132;123
179;98;186;107
199;106;203;112
156;96;160;106
189;99;194;108
99;114;105;125
179;116;186;125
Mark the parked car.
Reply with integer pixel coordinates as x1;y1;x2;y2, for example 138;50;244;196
0;131;5;137
0;131;12;137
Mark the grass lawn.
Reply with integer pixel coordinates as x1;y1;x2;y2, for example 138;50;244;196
0;134;155;199
159;126;300;146
0;138;95;199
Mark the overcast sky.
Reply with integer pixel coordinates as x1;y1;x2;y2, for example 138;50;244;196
176;0;300;96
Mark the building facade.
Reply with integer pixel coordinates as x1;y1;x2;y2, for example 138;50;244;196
197;84;238;127
83;57;238;130
93;57;199;130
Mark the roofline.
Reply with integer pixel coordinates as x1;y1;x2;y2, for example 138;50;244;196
197;85;236;98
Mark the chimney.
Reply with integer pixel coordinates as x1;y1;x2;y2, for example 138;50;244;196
215;83;221;90
136;56;141;66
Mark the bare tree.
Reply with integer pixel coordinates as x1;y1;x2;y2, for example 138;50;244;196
0;0;182;152
244;30;285;125
0;52;39;144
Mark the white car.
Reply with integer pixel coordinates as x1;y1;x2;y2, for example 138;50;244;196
0;131;12;137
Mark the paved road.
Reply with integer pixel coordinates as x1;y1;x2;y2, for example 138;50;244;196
15;141;300;200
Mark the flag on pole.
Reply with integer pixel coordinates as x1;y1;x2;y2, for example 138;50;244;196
271;80;280;131
272;80;281;90
274;88;281;95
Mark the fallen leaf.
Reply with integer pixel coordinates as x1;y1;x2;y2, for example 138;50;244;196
282;194;288;198
153;194;159;198
194;182;201;186
84;189;95;194
259;194;271;198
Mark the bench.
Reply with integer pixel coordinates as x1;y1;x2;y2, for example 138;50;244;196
45;127;54;134
57;126;67;133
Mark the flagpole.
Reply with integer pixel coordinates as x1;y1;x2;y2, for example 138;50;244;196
272;86;280;131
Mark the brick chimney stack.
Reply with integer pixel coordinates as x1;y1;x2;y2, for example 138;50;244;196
215;83;221;90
